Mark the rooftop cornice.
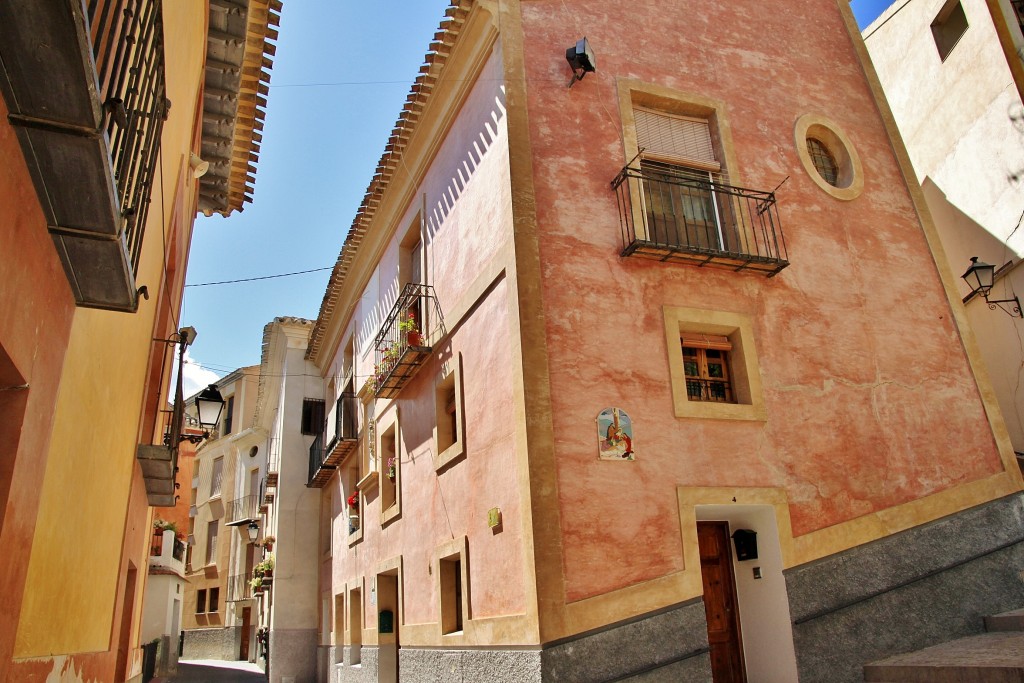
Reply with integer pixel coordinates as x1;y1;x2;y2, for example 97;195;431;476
198;0;282;216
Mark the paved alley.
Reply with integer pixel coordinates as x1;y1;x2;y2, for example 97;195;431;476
153;659;265;683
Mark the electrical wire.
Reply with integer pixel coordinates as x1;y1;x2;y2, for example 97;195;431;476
185;266;333;288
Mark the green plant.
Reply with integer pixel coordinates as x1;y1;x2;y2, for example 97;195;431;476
398;311;419;335
153;519;178;534
250;577;263;590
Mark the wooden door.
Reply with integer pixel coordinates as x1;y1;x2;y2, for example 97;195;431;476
240;607;251;660
698;521;746;683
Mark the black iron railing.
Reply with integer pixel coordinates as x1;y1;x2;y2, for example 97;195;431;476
685;378;733;403
226;495;260;525
328;392;358;451
373;283;444;398
612;163;788;276
308;432;325;485
90;0;168;279
226;573;253;602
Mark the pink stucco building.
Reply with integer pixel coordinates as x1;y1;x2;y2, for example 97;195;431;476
302;1;1024;681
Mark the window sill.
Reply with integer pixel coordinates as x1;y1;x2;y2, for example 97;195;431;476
382;502;400;526
357;471;378;492
348;527;363;547
434;440;465;473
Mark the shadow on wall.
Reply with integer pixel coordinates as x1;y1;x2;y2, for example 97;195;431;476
355;80;508;356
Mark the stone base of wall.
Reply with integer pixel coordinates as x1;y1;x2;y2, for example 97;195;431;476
786;492;1024;683
268;628;317;683
331;602;710;683
181;626;241;661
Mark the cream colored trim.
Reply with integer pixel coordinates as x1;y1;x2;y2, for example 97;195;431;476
794;113;864;201
837;0;1024;487
433;354;466;471
617;78;743;185
663;306;767;421
434;535;470;640
500;0;552;646
377;407;402;526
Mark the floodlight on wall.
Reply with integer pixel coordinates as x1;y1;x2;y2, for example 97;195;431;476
190;153;210;178
961;256;1022;318
565;37;596;88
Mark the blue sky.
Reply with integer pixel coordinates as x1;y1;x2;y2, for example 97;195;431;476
180;1;450;390
179;0;895;392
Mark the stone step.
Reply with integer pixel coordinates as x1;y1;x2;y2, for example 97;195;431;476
986;609;1024;632
863;632;1024;682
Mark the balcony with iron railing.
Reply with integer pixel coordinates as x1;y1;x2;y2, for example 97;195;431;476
373;283;444;399
266;436;281;488
612;163;788;277
307;392;358;488
0;0;169;311
225;494;260;526
226;573;253;602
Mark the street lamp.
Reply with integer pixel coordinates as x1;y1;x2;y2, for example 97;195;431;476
247;521;260;544
962;257;1022;318
194;384;226;433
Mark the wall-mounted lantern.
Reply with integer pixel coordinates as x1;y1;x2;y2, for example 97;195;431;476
565;37;596;87
247;521;260;544
961;257;1022;318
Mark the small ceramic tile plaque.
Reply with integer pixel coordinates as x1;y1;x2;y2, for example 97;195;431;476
597;407;634;460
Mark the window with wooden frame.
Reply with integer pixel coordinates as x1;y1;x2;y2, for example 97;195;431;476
634;108;726;252
663;306;767;422
681;334;734;403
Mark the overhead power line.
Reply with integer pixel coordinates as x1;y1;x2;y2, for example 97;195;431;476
185;266;333;288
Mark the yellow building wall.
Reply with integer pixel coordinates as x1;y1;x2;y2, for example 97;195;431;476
14;3;209;658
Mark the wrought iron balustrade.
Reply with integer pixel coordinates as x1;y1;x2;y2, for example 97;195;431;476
0;0;168;310
685;378;734;403
612;163;789;276
373;283;445;399
225;494;260;526
226;573;253;602
308;432;325;483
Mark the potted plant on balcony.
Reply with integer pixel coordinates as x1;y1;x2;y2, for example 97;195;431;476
262;534;275;552
399;311;421;347
347;492;360;534
262;553;275;578
250;576;263;596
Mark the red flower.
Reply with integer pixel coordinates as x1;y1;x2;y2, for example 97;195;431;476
347;492;359;509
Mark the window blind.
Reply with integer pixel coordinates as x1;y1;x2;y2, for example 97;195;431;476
681;333;732;351
634;108;719;169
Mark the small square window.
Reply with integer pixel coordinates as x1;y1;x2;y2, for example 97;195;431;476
931;0;968;61
663;306;766;421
